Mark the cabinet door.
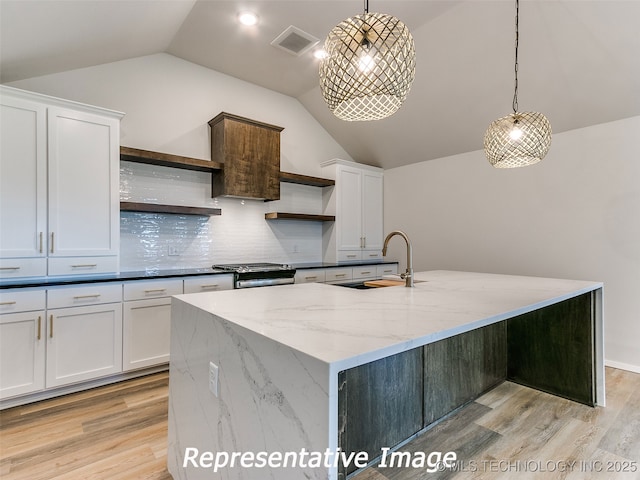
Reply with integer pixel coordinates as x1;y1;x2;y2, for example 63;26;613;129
361;171;383;253
0;95;47;261
123;297;171;371
0;311;46;399
47;107;119;258
336;165;363;250
46;303;122;388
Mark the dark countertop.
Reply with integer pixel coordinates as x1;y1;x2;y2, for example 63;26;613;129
0;260;399;289
290;260;398;269
0;268;228;289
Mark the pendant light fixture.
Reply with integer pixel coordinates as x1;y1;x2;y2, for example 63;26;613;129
319;0;416;121
484;0;551;168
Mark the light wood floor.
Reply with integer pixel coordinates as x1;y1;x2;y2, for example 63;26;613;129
1;367;638;479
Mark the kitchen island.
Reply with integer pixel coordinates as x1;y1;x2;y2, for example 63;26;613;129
167;270;604;480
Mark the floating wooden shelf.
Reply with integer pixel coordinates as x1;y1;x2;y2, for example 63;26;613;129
120;146;222;172
121;202;221;216
265;212;335;222
279;171;335;187
121;147;333;187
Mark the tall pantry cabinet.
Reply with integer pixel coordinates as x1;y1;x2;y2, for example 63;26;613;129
321;159;384;263
0;86;123;279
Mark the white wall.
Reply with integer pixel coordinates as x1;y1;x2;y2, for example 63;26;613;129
9;53;352;269
384;116;640;372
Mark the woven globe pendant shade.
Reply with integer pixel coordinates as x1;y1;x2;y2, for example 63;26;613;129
319;12;415;121
484;111;552;168
484;0;552;168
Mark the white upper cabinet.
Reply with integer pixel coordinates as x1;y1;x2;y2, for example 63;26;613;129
321;159;384;263
0;86;123;279
0;95;47;276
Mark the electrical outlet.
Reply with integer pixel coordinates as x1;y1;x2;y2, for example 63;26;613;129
168;246;180;256
209;362;219;397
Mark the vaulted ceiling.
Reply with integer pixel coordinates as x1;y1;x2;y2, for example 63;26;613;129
2;0;639;169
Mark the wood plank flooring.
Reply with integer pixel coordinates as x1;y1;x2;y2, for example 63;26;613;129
354;367;640;480
0;367;638;479
0;372;172;480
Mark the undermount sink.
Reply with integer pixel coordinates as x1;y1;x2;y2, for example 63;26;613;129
336;281;378;289
337;278;426;289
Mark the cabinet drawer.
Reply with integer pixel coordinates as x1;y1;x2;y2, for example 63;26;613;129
363;250;383;261
183;275;234;294
338;251;362;262
0;288;46;314
325;268;353;283
0;258;47;279
48;256;118;277
377;264;398;277
352;266;377;280
124;279;183;301
47;283;122;309
295;269;326;284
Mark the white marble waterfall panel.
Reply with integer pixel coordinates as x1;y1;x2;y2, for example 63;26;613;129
168;298;333;480
120;161;323;270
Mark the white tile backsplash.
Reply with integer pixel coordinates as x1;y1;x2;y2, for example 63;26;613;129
120;161;324;271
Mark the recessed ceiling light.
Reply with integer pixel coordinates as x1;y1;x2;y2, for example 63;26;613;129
238;11;258;26
314;49;328;60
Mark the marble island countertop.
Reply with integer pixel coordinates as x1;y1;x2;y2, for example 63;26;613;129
175;270;603;371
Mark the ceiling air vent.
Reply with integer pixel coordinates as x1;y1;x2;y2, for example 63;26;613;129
271;25;319;56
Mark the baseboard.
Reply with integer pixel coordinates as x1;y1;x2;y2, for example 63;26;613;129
0;364;168;410
605;359;640;374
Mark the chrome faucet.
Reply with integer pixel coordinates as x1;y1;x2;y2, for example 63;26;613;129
381;230;414;287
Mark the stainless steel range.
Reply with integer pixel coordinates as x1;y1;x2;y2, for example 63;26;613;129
212;263;296;289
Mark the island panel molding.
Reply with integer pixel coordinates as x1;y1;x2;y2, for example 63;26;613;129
507;291;596;405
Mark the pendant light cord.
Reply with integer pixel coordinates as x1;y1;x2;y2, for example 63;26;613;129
512;0;520;114
364;0;369;14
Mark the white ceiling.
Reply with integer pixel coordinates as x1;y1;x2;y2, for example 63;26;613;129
2;0;639;169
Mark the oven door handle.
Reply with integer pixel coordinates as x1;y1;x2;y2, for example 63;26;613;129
236;277;295;289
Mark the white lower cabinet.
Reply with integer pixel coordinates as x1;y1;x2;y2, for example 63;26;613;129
0;288;47;400
46;302;122;388
294;269;326;284
45;283;123;388
122;279;183;372
325;267;354;284
0;311;46;399
123;297;171;371
183;274;234;294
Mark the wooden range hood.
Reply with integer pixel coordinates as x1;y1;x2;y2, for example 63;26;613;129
208;112;284;201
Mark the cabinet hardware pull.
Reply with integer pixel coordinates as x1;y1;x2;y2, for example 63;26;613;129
49;315;53;338
0;301;17;305
144;288;167;294
0;267;20;271
39;232;43;253
71;264;97;268
335;273;346;277
305;276;317;280
346;255;357;258
200;284;219;289
50;232;54;253
73;294;101;300
363;237;366;248
361;271;371;275
37;316;42;340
